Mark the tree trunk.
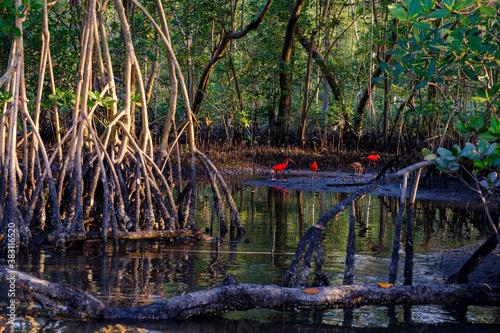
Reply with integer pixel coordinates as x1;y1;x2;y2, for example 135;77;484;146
353;19;398;132
296;30;343;106
191;0;272;115
353;53;393;132
0;0;30;250
272;0;306;145
154;0;178;165
298;30;317;145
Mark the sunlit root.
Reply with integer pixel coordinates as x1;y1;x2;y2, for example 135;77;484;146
196;149;245;236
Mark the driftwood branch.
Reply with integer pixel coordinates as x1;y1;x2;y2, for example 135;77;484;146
2;267;499;320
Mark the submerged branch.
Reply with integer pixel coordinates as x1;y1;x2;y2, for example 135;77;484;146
44;229;214;243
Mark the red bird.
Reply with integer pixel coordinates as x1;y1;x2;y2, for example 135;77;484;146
310;161;318;179
271;158;294;180
367;154;380;166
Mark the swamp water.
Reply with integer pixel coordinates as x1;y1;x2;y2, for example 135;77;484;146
5;179;500;332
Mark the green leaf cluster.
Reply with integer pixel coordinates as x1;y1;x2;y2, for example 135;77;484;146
0;0;43;37
87;91;116;108
385;0;500;105
0;91;14;104
48;87;75;108
423;116;500;189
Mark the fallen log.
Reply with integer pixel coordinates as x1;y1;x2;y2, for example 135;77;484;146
2;266;499;320
42;229;214;244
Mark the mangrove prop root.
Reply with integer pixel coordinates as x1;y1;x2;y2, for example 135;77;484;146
284;161;432;287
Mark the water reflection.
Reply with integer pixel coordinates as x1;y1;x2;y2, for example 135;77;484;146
8;315;500;333
12;182;500;331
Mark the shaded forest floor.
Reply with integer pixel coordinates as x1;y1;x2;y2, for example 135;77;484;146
197;139;406;174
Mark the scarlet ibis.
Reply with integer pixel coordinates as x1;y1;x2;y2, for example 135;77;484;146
271;158;294;180
310;161;318;179
367;154;380;166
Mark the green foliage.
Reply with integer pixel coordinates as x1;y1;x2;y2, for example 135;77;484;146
48;88;75;107
0;91;14;104
87;91;116;108
0;0;43;37
423;115;500;189
404;100;453;137
385;0;500;106
2;0;496;144
48;88;75;117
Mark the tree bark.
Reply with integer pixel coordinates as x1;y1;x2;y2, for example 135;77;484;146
353;53;393;132
191;0;273;115
272;0;306;145
2;266;498;320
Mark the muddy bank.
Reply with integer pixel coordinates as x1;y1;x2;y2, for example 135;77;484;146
201;141;483;209
434;243;500;284
243;169;485;209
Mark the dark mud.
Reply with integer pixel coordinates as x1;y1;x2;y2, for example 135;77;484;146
243;168;484;209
